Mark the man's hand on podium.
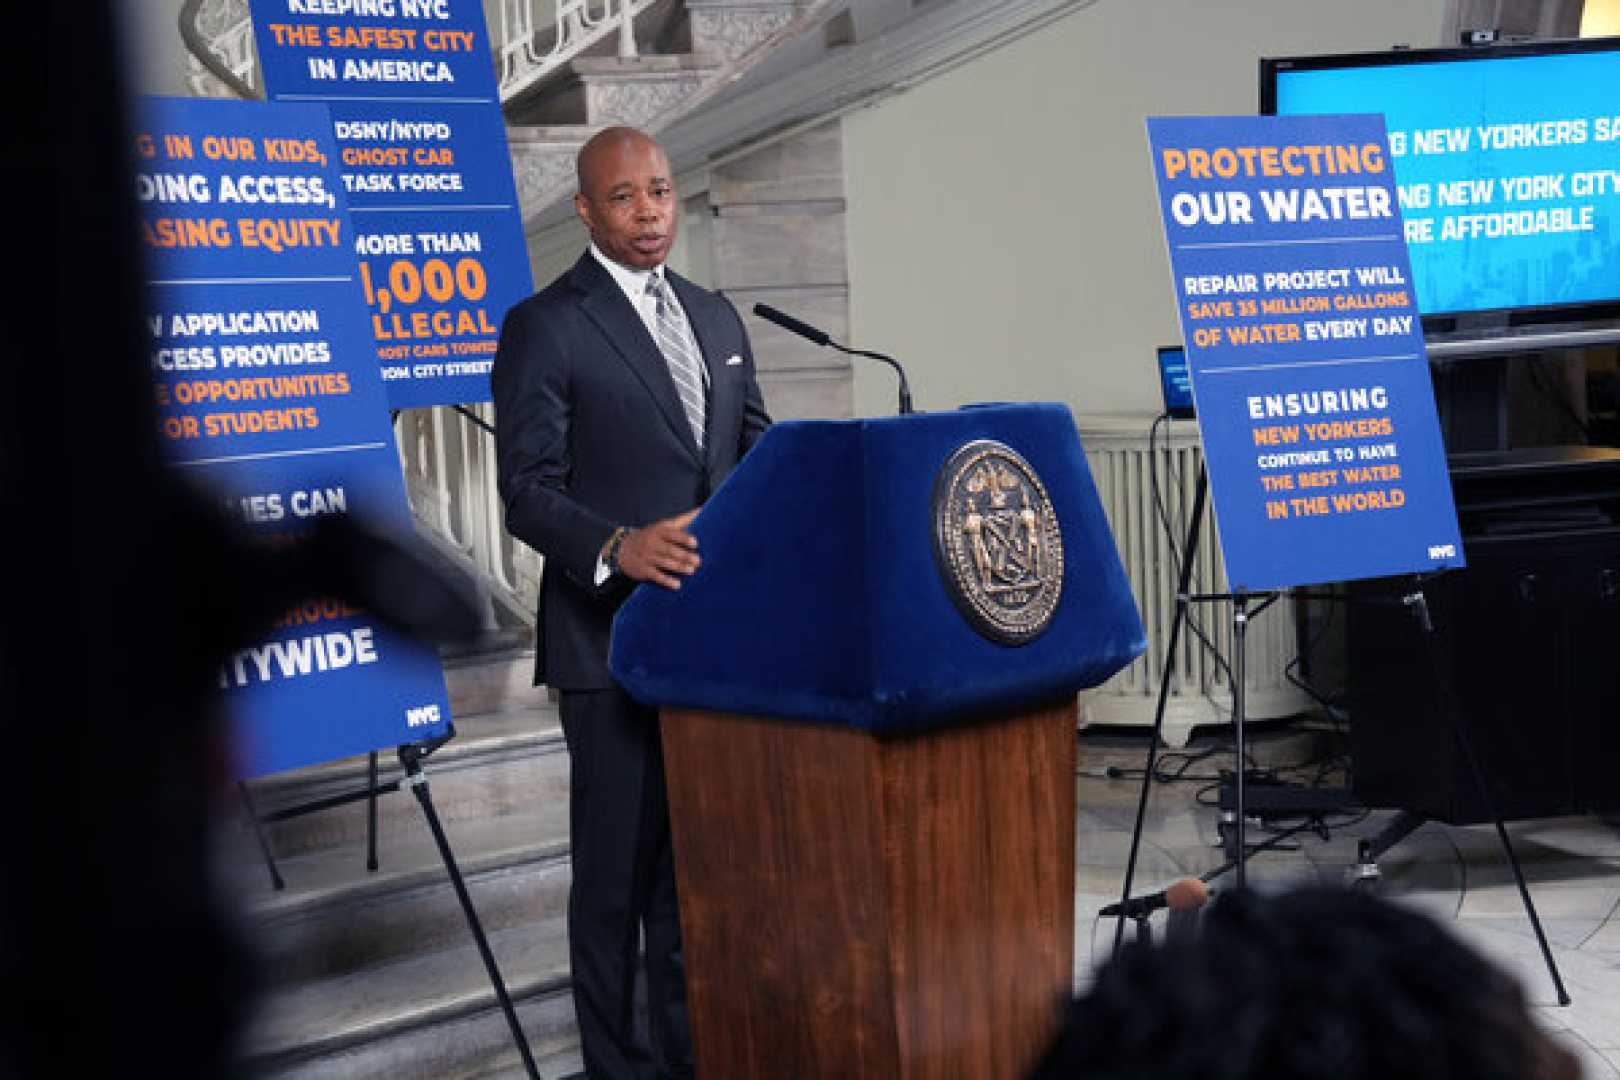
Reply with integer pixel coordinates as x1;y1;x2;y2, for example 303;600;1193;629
618;508;701;589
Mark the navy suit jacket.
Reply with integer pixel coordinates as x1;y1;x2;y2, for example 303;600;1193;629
493;252;771;689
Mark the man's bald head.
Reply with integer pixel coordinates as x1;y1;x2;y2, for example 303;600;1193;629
576;126;666;198
574;126;677;271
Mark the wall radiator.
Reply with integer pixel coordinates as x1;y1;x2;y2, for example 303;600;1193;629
1078;418;1307;748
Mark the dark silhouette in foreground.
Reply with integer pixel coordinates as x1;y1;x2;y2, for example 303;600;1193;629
1030;886;1579;1080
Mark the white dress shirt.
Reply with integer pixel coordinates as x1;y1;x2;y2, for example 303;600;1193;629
589;244;706;387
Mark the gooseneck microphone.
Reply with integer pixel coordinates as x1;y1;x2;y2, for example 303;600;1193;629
752;304;829;346
1098;876;1211;920
752;303;914;415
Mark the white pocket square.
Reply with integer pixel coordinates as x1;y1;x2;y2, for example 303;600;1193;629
725;354;744;366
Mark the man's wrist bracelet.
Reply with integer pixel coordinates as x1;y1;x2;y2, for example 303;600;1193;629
602;526;630;576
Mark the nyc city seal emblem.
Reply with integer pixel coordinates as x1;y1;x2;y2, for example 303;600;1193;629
931;440;1063;645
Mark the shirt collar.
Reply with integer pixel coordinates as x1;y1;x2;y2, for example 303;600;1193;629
590;243;663;303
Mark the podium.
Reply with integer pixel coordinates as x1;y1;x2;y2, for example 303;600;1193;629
611;404;1144;1079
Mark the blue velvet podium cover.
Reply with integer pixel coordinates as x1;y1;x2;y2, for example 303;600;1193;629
609;403;1145;734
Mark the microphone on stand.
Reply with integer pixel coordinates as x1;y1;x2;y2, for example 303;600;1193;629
1099;876;1212;920
752;302;914;416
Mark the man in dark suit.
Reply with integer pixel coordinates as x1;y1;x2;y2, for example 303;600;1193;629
493;126;770;1079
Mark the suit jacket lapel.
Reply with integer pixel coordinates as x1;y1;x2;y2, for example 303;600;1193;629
569;254;701;463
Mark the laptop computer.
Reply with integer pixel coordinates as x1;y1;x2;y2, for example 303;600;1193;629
1157;345;1196;420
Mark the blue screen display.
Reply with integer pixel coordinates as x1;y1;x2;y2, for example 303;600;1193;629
1273;46;1620;319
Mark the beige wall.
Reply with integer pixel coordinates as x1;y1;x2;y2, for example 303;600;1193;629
843;0;1447;419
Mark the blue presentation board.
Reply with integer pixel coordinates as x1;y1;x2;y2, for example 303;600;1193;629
250;0;534;408
1146;114;1464;591
1272;48;1620;318
136;95;454;777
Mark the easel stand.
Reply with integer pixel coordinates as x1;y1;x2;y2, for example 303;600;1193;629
1189;587;1283;890
1108;477;1571;1005
1350;583;1570;1006
1111;467;1280;950
238;730;543;1078
398;736;542;1078
239;750;394;890
236;781;284;890
1112;464;1207;954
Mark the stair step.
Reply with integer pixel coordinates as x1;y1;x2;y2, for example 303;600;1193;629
503;128;594;221
440;626;532;660
462;1045;584;1080
442;644;548;718
238;805;572;984
240;919;577;1079
229;638;582;1076
241;705;565;858
506;124;601;146
686;0;799;61
569;53;721;76
498;0;691;109
519;54;721;127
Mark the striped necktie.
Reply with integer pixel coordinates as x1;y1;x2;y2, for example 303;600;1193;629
645;273;707;450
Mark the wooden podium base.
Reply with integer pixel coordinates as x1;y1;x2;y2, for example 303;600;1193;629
661;699;1077;1079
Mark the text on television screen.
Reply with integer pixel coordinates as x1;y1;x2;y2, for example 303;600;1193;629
1271;45;1620;320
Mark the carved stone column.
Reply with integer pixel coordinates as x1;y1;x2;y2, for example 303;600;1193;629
706;120;855;420
1443;0;1586;40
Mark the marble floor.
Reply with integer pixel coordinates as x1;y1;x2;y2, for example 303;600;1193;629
1072;738;1620;1078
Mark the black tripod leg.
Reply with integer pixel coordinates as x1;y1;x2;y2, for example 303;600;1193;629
1232;592;1250;890
1113;465;1208;956
400;752;541;1078
238;781;284;891
1350;810;1426;888
1405;587;1571;1006
366;750;380;873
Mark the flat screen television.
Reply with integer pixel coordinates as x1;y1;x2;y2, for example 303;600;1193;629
1262;38;1620;336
